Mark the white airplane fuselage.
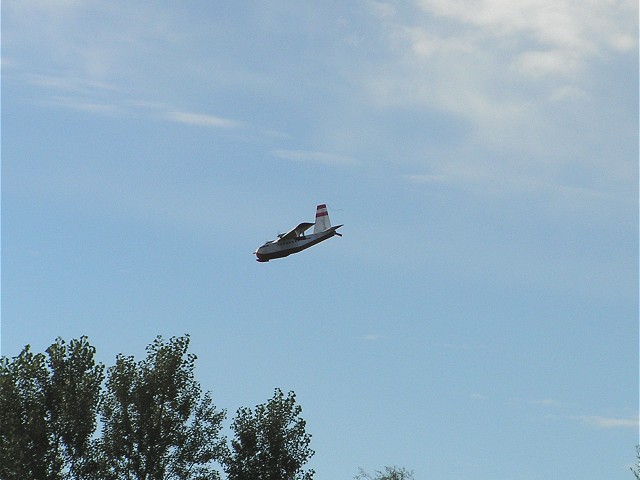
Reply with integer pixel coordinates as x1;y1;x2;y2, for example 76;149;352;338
254;227;341;262
254;204;342;262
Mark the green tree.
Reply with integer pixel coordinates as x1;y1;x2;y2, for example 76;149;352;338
224;388;314;480
632;446;640;479
0;345;55;480
46;337;105;479
0;337;104;480
355;466;415;480
99;335;225;480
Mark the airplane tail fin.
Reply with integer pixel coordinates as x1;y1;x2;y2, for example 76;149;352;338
313;204;331;233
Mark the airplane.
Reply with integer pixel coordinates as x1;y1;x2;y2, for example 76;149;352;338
254;204;342;262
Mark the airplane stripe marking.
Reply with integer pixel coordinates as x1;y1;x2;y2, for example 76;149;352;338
316;211;328;217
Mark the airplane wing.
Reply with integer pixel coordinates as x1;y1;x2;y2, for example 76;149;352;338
277;222;314;242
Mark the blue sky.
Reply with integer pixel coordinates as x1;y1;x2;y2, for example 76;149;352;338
2;1;638;478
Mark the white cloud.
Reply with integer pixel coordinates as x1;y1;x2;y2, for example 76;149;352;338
362;0;637;157
513;49;582;78
403;167;621;201
5;0;636;203
18;70;244;130
403;174;447;184
548;85;588;102
164;111;243;129
4;0;192;89
361;334;387;341
43;97;122;115
415;0;636;57
25;73;118;94
470;393;488;400
532;398;562;408
578;415;638;429
20;73;243;129
366;0;396;19
273;149;360;166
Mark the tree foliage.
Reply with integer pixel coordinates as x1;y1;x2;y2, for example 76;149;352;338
0;337;104;480
224;388;315;480
355;466;415;480
0;345;53;480
1;335;322;480
47;337;105;478
0;335;224;480
99;335;226;480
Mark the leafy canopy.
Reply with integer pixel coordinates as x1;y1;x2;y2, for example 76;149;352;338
225;388;315;480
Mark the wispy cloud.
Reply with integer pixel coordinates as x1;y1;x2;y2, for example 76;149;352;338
577;415;638;429
40;96;123;115
26;73;118;95
164;111;244;129
18;70;245;130
403;169;624;203
273;149;360;166
27;83;244;130
532;398;562;408
470;393;488;401
360;334;387;341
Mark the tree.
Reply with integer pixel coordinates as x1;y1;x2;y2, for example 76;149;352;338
632;446;640;479
46;337;105;479
2;335;321;480
99;335;225;480
355;466;415;480
0;345;55;480
224;388;315;480
0;337;104;480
